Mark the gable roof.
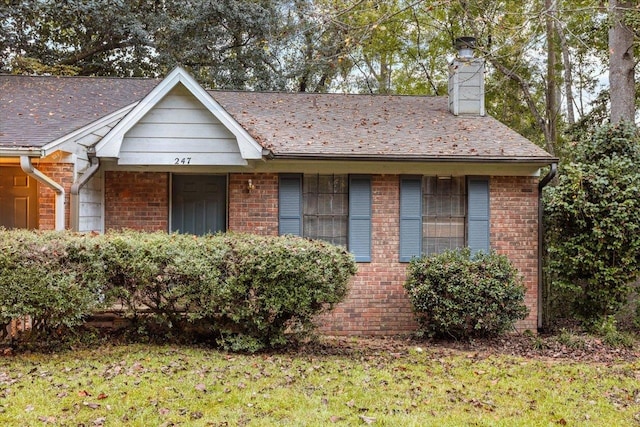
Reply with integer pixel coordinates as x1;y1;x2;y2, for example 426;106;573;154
1;73;555;163
212;92;553;162
95;67;263;160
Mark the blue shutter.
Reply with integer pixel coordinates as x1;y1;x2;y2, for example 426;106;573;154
468;177;490;254
400;177;422;262
349;176;371;262
279;175;302;236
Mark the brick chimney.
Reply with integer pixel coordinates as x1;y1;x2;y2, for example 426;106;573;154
448;37;485;116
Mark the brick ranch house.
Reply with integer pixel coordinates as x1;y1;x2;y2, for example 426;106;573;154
0;50;557;335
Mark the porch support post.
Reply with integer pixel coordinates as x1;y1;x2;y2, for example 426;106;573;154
20;156;66;230
70;156;100;232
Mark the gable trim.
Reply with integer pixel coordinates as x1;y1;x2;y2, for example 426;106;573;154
41;103;137;158
94;66;263;161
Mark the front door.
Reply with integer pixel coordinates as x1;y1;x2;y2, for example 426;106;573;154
171;175;226;235
0;166;38;229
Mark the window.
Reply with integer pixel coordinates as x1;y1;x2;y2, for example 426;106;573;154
303;174;348;246
400;176;489;261
279;174;371;261
423;176;466;254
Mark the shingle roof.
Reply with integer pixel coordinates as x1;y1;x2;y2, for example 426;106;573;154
1;75;554;162
212;91;554;162
0;75;159;149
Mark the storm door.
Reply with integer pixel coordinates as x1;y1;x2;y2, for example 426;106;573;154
0;166;38;229
171;175;226;235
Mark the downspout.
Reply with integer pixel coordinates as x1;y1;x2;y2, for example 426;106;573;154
20;156;66;231
70;154;100;232
538;162;558;331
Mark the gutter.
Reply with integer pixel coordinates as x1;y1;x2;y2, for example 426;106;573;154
0;148;41;157
20;156;66;231
537;162;558;331
70;154;100;232
268;152;559;164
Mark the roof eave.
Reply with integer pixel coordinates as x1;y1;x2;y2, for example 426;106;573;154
269;153;558;164
0;147;43;157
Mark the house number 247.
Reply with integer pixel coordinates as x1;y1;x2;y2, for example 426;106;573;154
174;157;192;165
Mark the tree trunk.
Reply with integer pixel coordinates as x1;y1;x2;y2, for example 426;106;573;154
545;0;559;150
556;16;575;125
609;0;636;123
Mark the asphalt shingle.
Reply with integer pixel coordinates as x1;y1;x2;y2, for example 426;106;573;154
1;75;554;162
0;75;158;149
213;91;554;161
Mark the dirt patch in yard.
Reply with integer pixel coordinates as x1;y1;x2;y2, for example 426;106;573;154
298;333;640;364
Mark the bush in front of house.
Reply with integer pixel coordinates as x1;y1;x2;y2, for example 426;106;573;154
0;229;107;340
93;231;356;351
188;233;357;352
98;230;213;330
0;229;355;351
404;248;528;339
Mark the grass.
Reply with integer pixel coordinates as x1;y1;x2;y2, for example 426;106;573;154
0;340;639;426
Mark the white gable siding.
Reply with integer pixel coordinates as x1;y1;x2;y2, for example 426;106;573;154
78;169;104;232
118;85;246;166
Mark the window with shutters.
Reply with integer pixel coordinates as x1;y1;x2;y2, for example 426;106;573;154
400;175;489;261
303;174;348;247
278;174;371;262
422;176;466;255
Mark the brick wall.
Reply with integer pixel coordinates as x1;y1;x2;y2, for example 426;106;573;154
319;175;417;335
224;173;540;335
93;171;540;335
490;176;540;331
37;163;73;230
228;173;279;235
104;171;169;231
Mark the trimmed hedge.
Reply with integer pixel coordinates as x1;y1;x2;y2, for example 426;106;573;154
404;248;528;339
0;229;356;351
0;229;106;339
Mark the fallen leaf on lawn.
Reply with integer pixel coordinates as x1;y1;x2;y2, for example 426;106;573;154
190;411;203;420
57;391;68;398
359;415;376;424
346;399;355;408
330;415;344;423
195;383;206;392
83;402;100;410
25;405;34;412
37;415;56;423
78;390;91;397
97;393;108;400
93;417;106;426
158;407;170;415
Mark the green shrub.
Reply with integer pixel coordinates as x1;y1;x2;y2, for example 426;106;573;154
0;229;356;351
404;248;528;339
97;231;356;351
98;231;212;328
545;122;640;322
189;233;356;351
0;229;107;339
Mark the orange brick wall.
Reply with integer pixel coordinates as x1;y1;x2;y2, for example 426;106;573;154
104;171;169;232
228;173;278;235
490;176;540;331
37;163;73;230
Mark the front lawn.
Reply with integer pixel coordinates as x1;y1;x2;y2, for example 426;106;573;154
0;338;639;426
